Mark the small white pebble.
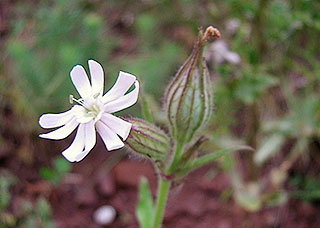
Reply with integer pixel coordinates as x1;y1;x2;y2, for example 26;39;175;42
93;205;116;225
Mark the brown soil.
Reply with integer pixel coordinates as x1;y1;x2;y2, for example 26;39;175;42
2;137;320;228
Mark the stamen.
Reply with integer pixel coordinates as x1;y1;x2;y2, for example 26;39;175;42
93;92;100;99
69;95;86;107
69;95;74;104
69;94;102;120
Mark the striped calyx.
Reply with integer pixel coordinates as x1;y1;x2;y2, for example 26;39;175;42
125;118;171;168
164;26;220;144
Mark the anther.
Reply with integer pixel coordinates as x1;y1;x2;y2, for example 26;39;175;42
93;92;100;99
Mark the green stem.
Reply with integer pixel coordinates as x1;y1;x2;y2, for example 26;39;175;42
152;178;171;228
166;142;183;174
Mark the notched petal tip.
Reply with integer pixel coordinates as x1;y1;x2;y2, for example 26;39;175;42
134;80;139;89
38;133;48;139
102;71;137;104
61;152;76;162
103;79;139;113
96;121;125;151
38;133;55;140
130;80;140;104
121;123;132;140
38;119;79;140
62;150;89;163
60;124;85;162
38;115;46;128
88;59;98;64
88;59;104;75
70;65;84;75
74;151;89;162
88;59;105;96
119;71;136;81
101;113;132;140
38;108;75;129
107;142;125;151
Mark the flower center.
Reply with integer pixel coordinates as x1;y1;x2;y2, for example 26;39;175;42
84;104;100;118
70;94;104;123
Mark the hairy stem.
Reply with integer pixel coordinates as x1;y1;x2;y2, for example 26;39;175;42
152;178;171;228
166;142;183;174
152;143;184;228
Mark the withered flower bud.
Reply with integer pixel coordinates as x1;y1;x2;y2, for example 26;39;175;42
164;26;220;144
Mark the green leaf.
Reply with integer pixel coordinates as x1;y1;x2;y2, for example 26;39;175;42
178;146;253;177
234;72;277;104
136;178;154;228
35;197;52;220
290;175;320;202
0;170;16;211
39;168;60;184
235;189;262;212
53;157;71;174
254;134;285;165
140;94;153;123
265;191;288;207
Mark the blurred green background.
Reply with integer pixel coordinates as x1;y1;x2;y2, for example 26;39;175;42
1;0;320;227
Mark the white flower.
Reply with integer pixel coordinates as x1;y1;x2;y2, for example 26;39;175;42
204;39;241;65
39;60;139;162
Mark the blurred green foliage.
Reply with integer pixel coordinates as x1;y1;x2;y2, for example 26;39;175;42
211;0;320;211
290;175;320;202
0;170;54;228
0;170;16;212
17;197;54;228
39;156;71;184
7;0;114;122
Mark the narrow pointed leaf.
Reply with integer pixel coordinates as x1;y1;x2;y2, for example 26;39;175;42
141;98;153;123
136;178;154;228
178;146;253;177
254;134;285;165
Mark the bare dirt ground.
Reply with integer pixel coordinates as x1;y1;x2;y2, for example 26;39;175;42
2;136;320;228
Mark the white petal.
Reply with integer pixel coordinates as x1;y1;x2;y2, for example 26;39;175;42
102;71;136;104
96;121;124;151
70;65;92;98
100;113;132;140
39;108;74;129
39;118;79;140
88;60;104;96
62;124;85;162
225;51;241;65
104;80;139;113
74;121;96;162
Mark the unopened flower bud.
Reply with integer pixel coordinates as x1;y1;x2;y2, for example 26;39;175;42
125;118;171;166
164;26;220;144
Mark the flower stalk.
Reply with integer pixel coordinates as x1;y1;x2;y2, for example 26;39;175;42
152;178;171;228
147;26;222;228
